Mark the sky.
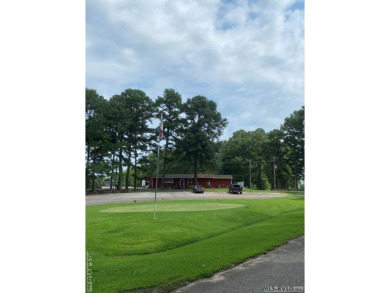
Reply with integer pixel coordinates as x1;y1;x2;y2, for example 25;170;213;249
86;0;304;140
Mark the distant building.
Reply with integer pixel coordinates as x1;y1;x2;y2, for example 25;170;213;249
146;174;233;189
103;180;111;189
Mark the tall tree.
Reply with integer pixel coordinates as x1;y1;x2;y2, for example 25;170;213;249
176;96;227;185
117;89;154;191
262;129;291;190
220;129;269;189
104;97;123;191
281;106;304;190
85;88;110;191
154;89;183;188
248;129;269;190
106;94;129;191
220;130;250;184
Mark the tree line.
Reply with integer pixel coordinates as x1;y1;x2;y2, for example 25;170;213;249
86;87;304;192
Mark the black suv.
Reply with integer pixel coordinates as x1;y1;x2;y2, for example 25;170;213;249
229;184;243;194
193;185;204;193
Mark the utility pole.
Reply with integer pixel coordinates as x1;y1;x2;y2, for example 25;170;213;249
249;159;252;192
273;157;277;190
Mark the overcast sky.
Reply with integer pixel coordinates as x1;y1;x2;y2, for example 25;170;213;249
86;0;304;140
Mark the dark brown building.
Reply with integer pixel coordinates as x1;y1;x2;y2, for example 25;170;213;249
146;174;233;189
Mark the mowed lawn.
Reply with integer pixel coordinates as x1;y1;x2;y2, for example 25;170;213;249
86;197;304;293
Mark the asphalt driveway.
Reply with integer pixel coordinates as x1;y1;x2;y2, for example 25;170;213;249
85;190;301;206
173;236;304;293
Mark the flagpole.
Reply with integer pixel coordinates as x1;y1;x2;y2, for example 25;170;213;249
153;142;160;219
154;113;163;219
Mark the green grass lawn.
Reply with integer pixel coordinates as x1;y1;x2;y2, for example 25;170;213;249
86;197;304;293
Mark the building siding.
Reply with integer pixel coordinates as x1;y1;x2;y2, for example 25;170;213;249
146;174;232;189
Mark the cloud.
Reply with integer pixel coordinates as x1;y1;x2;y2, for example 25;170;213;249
86;0;304;138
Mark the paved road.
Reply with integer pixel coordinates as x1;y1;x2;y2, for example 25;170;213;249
85;191;302;206
173;236;304;293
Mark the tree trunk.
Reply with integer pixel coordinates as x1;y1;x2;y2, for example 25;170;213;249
118;147;123;192
133;148;138;191
91;151;96;192
258;162;262;190
294;159;298;191
125;143;131;192
194;152;198;185
115;164;119;192
91;175;95;192
86;145;91;190
109;148;116;191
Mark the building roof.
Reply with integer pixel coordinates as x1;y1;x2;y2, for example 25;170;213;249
151;174;232;180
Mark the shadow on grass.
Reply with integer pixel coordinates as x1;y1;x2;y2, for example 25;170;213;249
287;196;305;201
112;207;303;257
